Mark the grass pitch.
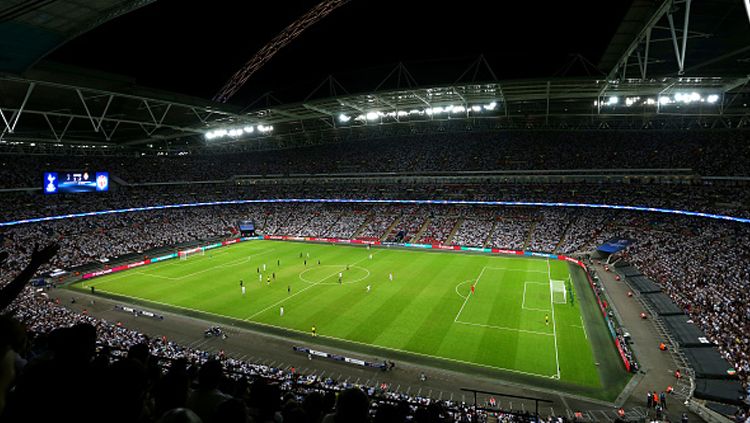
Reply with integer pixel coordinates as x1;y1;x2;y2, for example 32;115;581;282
78;240;610;389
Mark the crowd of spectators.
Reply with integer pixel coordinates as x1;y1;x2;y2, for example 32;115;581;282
450;217;494;248
615;219;750;385
2;290;526;422
2;183;750;419
418;215;460;244
0;237;575;422
3;178;748;225
527;211;571;253
2;130;749;188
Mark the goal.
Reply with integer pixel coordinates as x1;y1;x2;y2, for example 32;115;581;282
179;247;204;260
550;279;567;304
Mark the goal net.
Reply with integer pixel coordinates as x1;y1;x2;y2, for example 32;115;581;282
550;279;567;304
179;247;204;260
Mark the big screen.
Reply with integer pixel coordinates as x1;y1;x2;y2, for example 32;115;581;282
43;171;109;194
238;220;255;232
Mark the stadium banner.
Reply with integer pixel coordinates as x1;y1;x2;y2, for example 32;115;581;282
615;339;632;372
433;244;460;250
151;253;177;263
460;247;491;253
576;261;635;372
525;251;558;259
491;248;523;255
83;259;152;279
203;242;223;250
558;255;585;268
239;236;264;242
596;238;636;254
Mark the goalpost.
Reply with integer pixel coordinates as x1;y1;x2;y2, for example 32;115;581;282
550;279;567;304
179;247;204;260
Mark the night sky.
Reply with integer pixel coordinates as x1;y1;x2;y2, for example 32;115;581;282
50;0;634;106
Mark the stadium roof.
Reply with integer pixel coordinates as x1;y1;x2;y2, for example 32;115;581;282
599;0;750;79
0;0;748;152
0;0;155;74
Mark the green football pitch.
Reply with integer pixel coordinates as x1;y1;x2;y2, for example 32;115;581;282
77;240;611;389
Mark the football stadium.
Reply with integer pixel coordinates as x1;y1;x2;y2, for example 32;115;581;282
1;1;749;422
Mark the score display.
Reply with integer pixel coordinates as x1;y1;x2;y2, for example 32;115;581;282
43;171;109;194
238;220;255;232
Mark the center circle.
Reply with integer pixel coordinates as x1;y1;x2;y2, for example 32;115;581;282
299;265;370;285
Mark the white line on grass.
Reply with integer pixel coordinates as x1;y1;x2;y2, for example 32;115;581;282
454;280;474;300
137;255;253;280
454;320;555;336
547;259;561;379
82;247;276;288
82;270;136;288
521;281;551;312
579;315;588;340
244;251;379;321
137;248;277;281
453;266;488;322
94;286;557;380
484;266;547;274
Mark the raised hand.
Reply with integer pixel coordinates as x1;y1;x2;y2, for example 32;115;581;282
30;242;60;267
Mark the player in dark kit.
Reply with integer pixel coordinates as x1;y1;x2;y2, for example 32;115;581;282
545;314;549;325
240;280;243;287
288;285;291;294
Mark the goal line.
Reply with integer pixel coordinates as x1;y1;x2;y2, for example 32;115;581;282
179;247;204;260
550;279;567;304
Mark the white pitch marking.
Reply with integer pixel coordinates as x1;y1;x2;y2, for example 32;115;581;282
454;266;488;322
547;259;561;379
455;320;555;337
245;251;379;321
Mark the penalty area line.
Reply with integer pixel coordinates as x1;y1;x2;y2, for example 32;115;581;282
91;280;558;381
453;266;487;322
244;250;380;321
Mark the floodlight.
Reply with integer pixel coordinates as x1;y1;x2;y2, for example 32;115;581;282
338;114;351;123
707;94;719;104
366;111;379;121
471;105;482;112
244;126;254;133
485;101;497;110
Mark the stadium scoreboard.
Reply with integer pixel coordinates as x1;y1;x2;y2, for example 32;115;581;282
43;171;109;194
238;220;255;235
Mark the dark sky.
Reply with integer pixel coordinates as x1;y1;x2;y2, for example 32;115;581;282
50;0;634;106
